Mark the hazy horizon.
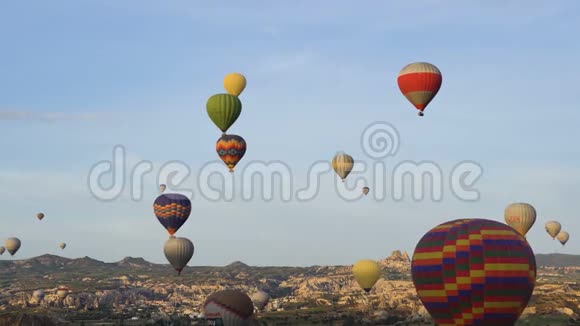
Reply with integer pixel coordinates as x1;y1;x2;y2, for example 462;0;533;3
1;250;577;268
1;1;579;266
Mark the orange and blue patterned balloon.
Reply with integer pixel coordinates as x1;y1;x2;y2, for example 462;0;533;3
216;134;246;173
153;194;191;236
412;219;536;326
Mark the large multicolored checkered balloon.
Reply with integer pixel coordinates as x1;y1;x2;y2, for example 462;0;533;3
153;194;191;236
412;219;536;326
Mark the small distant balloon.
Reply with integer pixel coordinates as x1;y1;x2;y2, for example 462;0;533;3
216;134;247;173
224;73;247;96
251;290;270;312
60;243;66;250
37;213;44;221
5;237;21;256
504;202;536;237
159;184;167;193
362;187;370;195
557;231;569;246
397;62;442;116
206;93;242;134
57;286;70;300
153;194;192;236
332;152;354;182
352;259;381;293
0;246;5;255
545;221;562;239
164;236;194;275
33;289;45;302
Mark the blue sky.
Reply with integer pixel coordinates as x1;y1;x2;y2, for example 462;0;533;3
1;1;579;266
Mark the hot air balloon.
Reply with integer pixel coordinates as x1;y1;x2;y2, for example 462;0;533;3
352;259;381;293
206;93;242;135
545;221;561;239
557;231;569;246
412;219;536;325
37;213;45;220
362;187;370;195
0;247;5;255
60;243;66;250
504;202;536;237
204;289;254;326
153;194;192;236
159;184;167;193
57;286;69;300
32;289;45;302
332;152;354;182
251;290;270;312
217;134;247;173
397;62;442;116
164;236;194;275
224;73;247;96
5;237;21;256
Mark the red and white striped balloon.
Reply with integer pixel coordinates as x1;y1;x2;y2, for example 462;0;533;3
397;62;442;116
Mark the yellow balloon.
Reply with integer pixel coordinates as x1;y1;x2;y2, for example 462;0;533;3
224;73;247;96
332;152;354;181
352;259;381;293
556;231;569;246
545;221;561;239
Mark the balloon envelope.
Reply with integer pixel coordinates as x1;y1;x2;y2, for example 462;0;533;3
60;243;66;250
251;290;270;311
5;237;21;256
206;93;242;134
332;153;354;181
353;259;381;292
545;221;561;239
57;286;69;300
159;184;167;193
33;289;45;302
556;231;569;246
164;236;194;275
153;194;192;236
0;247;5;255
362;187;370;195
37;213;44;220
397;62;442;116
216;134;247;172
224;73;247;96
204;289;254;326
504;202;536;237
412;219;536;325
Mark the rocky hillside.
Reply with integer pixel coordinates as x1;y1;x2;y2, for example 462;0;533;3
0;252;578;325
536;253;580;267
